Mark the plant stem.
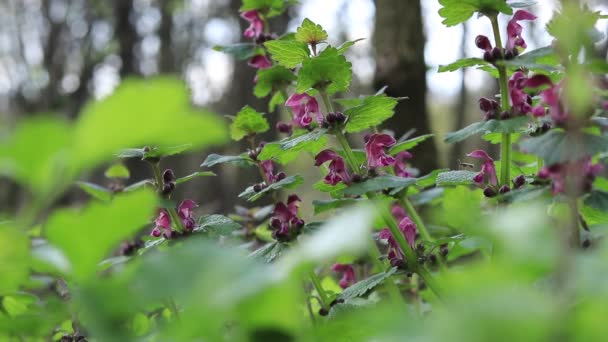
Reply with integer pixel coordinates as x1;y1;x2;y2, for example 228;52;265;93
320;91;334;113
489;15;512;186
309;271;330;310
368;242;406;306
335;130;361;175
402;197;432;242
150;162;184;233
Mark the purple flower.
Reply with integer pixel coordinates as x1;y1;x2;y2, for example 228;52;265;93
479;97;500;120
506;10;537;51
177;199;198;231
475;35;493;52
365;133;396;168
331;264;357;289
269;195;304;241
467;150;498;186
150;199;198;237
394;151;414;177
538;159;602;194
260;160;286;184
285;93;323;128
377;206;417;267
241;10;264;39
151;209;171;238
508;71;534;116
315;149;351;185
248;55;272;69
525;74;569;125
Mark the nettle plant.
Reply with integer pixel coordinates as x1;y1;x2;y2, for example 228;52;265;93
2;0;608;341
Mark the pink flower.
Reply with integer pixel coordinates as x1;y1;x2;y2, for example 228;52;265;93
525;74;569;125
285;93;323;128
151;210;171;238
177;199;198;231
506;10;537;51
365;134;396;168
260;160;286;183
394;151;414;177
467;150;498;186
538;159;602;194
331;264;357;289
241;10;264;39
150;199;198;237
377;206;417;267
509;71;532;115
314;149;351;185
248;55;272;69
269;195;304;241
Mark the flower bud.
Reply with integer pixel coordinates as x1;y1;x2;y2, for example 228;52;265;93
504;49;515;60
500;111;511;120
513;174;526;189
253;183;265;192
326;112;337;123
334;112;346;123
499;185;511;194
162;169;175;183
475;35;493;51
483;51;493;63
582;239;591;249
483;186;497;198
269;217;282;229
439;244;449;257
491;47;503;61
275;172;286;181
318;308;329;316
276;122;292;135
162;182;175;195
351;174;362;183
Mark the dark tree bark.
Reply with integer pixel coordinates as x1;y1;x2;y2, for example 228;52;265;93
452;23;469;168
114;0;137;76
159;0;175;73
373;0;438;173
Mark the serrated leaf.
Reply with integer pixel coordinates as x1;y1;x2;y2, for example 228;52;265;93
295;18;328;44
264;40;310;68
338;267;397;300
410;188;445;206
213;43;263;60
239;175;304;202
438;58;491;73
341;176;418;196
296;47;352;95
258;129;328;164
436;171;478;186
201;153;255;168
269;91;286;112
519;130;608;165
344;95;398;133
254;66;296;98
312;198;361;215
76;182;113;201
175;171;216;185
230;106;270;141
438;0;513;27
196;214;241;238
123;179;153;192
500;46;560;72
249;242;286;263
313;180;348;194
390;134;435;154
444;116;529;144
104;163;130;179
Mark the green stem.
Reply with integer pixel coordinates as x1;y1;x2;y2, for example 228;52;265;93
320;91;334;113
402;198;432;242
150;162;184;233
335;130;361;175
489;15;512;187
309;271;330;310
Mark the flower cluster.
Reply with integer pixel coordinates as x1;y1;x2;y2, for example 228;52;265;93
467;150;525;197
151;199;198;238
240;10;273;74
268;194;305;242
285;93;323;129
331;264;357;289
315;149;351;186
377;205;417;268
476;10;536;64
538;158;602;195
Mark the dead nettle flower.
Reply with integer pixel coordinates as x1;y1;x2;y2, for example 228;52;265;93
467;150;501;197
241;10;264;40
365;133;396;169
506;10;537;54
509;71;534;117
331;264;357;289
248;55;272;70
260;160;286;184
524;74;570;126
377;205;417;268
285;93;323;128
150;199;199;238
394;151;414;178
479;97;501;121
314;149;351;185
537;158;602;195
269;194;304;242
276;122;293;136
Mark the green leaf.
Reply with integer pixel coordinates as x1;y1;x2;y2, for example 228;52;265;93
264;40;310;68
258;129;328;164
254;66;296;98
104;163;130;179
410;188;445;206
296;47;352;95
389;134;435;154
438;0;513;27
76;181;113;202
341;176;418;196
45;190;157;280
196;214;241;238
240;0;295;17
201;153;255;168
239;175;304;202
500;46;560;72
344;95;398;133
436;171;478;186
584;190;608;212
116;144;194;160
213;43;263;60
338;268;397;300
509;1;537;8
249;242;286;263
444;116;529;144
123;179;154;192
269;91;286;112
336;39;365;54
230;106;270;141
175;171;216;185
313;180;348;194
438;58;491;73
519;130;608;165
73;77;228;170
295;18;328;44
312;198;361;215
415;169;449;188
0;223;29;295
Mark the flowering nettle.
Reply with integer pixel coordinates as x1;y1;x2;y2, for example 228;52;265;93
260;160;286;184
248;55;272;70
394;151;414;178
538;158;602;195
285;93;323;128
478;97;501;120
365;134;396;168
506;10;537;52
331;264;357;289
269;194;305;241
509;71;534;116
377;205;417;267
468;150;498;186
151;199;198;238
314;149;350;185
240;10;264;40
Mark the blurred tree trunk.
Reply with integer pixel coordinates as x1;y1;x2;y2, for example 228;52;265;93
159;0;175;73
373;0;438;173
115;0;137;76
452;23;469;168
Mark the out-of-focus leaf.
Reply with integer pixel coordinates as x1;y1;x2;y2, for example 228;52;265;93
338;267;397;301
201;153;255;168
341;176;417;196
230;106;270;141
312;198;361;215
254;66;296;98
213;43;264;60
445;117;529;144
519;130;608;165
175;171;216;185
239;175;304;202
0;223;29;295
196;214;241;237
76;182;113;202
438;58;491;73
438;0;513;27
104;163;130;179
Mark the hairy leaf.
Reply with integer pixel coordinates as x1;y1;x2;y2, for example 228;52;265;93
438;0;513;27
390;134;435;154
196;214;241;238
338;267;397;300
264;40;310;68
254;66;296;98
213;43;263;60
444;116;529;144
345;95;398;133
438;58;491;73
295;18;328;44
258;129;328;164
341;176;418;196
230;106;270;141
436;171;478;186
175;171;216;185
201;153;256;168
296;47;352;95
